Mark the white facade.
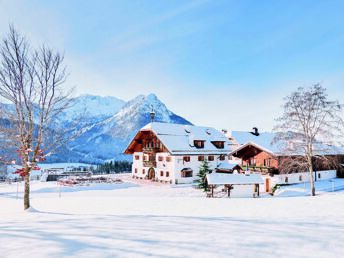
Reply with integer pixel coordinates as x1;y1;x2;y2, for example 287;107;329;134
132;151;229;184
127;122;233;185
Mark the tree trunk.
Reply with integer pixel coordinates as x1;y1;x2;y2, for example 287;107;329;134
309;163;316;196
24;175;30;210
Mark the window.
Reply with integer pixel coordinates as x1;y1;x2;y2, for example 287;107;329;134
219;155;226;161
166;171;170;177
318;173;321;179
135;168;138;173
264;159;266;166
299;175;302;181
181;170;193;177
194;140;205;148
166;156;171;162
285;177;288;183
160;171;164;176
208;156;214;161
143;156;148;161
158;156;163;162
211;141;224;149
135;155;140;160
183;156;191;162
198;156;204;161
142;169;145;175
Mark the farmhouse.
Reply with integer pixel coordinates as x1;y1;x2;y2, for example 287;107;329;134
124;122;232;184
228;131;344;191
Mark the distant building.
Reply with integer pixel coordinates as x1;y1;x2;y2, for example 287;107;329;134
124;122;232;184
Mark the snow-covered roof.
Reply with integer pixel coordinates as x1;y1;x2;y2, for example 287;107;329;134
230;131;344;156
216;161;241;171
206;173;264;185
231;131;279;153
139;122;232;155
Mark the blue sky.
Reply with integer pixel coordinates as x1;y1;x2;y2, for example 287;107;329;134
1;0;344;131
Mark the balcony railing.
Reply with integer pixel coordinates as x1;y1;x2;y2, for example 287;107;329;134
143;161;157;167
143;147;161;152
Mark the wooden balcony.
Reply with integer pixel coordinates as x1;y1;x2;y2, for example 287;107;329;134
143;161;157;167
143;147;161;152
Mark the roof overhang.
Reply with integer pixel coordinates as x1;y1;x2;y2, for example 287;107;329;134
124;128;173;155
181;168;193;172
230;141;275;160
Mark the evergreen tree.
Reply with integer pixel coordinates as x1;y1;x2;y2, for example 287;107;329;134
196;159;210;191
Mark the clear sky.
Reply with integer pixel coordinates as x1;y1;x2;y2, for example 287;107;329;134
1;0;344;131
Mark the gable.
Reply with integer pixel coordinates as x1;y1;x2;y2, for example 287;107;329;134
124;122;232;155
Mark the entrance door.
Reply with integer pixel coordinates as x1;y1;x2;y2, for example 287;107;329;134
265;178;270;192
148;168;155;180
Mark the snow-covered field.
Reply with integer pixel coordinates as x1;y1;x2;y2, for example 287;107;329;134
1;176;344;258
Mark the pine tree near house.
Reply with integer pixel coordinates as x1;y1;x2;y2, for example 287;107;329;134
196;159;210;191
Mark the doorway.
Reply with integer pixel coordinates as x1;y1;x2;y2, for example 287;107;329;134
265;178;270;192
148;167;155;180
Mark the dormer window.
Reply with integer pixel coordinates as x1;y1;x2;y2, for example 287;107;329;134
212;141;224;149
194;140;205;149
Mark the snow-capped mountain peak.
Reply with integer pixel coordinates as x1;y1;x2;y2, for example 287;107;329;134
62;94;126;123
61;93;192;163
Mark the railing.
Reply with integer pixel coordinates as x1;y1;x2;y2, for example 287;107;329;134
143;147;161;152
143;161;157;167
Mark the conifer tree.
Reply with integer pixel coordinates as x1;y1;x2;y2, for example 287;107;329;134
196;158;210;191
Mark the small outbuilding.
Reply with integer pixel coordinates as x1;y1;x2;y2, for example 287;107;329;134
206;173;264;198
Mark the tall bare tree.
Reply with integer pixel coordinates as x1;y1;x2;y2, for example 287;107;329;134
273;84;344;196
0;26;72;209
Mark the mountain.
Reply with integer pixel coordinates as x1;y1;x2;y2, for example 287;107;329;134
61;94;126;124
48;93;192;163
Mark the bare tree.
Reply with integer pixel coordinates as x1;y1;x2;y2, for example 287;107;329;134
273;84;344;196
0;26;73;209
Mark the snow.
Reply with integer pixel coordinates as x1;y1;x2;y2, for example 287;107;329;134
231;131;278;152
66;94;191;162
216;161;241;170
5;163;93;178
137;122;231;154
1;175;344;257
274;178;344;197
207;173;264;185
63;94;125;122
231;131;344;156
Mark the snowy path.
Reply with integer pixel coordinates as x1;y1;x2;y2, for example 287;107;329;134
1;180;344;257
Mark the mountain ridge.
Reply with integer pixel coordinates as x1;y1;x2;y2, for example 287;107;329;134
49;93;192;163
